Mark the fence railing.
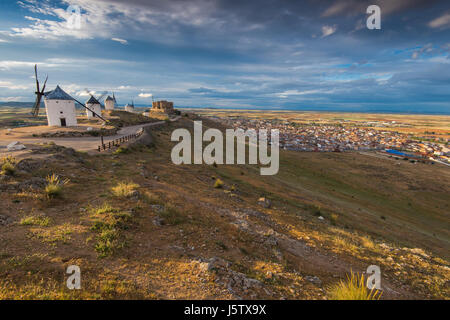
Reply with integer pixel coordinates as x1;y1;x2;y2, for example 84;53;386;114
97;128;144;152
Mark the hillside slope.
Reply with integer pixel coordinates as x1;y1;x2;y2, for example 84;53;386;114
0;116;448;299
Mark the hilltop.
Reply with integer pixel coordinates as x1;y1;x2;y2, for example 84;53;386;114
0;113;449;299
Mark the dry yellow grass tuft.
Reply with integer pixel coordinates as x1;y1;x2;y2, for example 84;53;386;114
111;181;139;198
44;174;69;198
213;178;224;188
1;156;16;176
19;215;51;227
328;271;382;300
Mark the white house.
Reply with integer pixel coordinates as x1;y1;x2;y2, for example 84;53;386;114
104;95;115;110
86;96;102;119
44;85;77;127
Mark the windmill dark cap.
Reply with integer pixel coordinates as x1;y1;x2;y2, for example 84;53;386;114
86;95;100;104
44;85;74;100
105;96;114;101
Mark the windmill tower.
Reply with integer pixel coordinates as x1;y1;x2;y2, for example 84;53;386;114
33;63;76;127
84;89;107;119
124;100;135;113
104;95;115;110
85;95;102;119
32;65;107;126
44;85;78;127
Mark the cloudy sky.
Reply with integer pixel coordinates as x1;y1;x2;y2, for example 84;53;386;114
0;0;449;113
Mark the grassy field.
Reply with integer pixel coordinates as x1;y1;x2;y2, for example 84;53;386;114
0;113;448;299
0;107;48;127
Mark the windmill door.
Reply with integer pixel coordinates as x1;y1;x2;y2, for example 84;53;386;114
60;118;67;127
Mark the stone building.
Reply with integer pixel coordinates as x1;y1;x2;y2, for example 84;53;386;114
152;100;174;114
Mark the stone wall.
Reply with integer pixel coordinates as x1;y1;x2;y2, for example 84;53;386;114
152;100;174;113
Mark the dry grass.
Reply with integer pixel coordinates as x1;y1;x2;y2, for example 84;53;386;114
113;146;128;155
332;237;359;254
20;215;51;227
213;178;224;188
89;203;133;257
0;113;449;300
360;236;376;250
143;191;163;205
328;272;382;300
30;223;80;244
1;155;16;176
158;204;185;225
111;181;139;198
44;174;69;198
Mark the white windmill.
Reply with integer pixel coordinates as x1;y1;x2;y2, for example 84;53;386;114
124;100;135;113
31;65;107;127
31;65;77;127
104;93;115;110
84;89;107;119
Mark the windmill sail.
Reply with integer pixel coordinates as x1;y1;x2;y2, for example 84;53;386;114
31;64;47;117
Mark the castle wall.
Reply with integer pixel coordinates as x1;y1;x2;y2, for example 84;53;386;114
152;100;174;113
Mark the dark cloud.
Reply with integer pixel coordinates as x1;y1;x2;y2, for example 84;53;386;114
0;0;448;112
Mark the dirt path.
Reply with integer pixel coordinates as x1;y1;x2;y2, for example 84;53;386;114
0;117;180;154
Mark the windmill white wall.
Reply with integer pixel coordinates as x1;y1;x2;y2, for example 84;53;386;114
45;100;77;126
125;104;134;113
104;96;115;110
44;85;77;127
86;102;102;119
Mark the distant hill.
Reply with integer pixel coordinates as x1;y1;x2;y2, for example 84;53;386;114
0;102;36;108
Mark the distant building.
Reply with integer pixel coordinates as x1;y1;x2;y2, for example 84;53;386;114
125;101;135;113
85;95;102;119
143;109;151;117
104;95;115;110
44;85;77;127
152;100;174;114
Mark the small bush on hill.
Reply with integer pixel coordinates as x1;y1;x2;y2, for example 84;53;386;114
20;215;51;226
328;271;381;300
45;174;69;198
111;182;139;198
113;147;128;155
1;156;16;176
214;178;224;189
